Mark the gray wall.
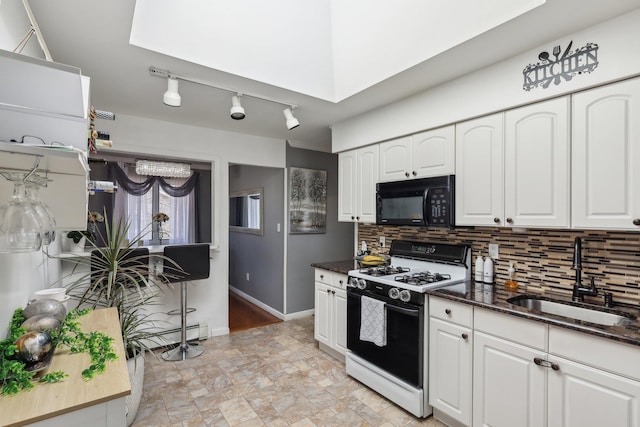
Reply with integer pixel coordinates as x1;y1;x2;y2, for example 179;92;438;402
286;144;355;314
229;165;285;312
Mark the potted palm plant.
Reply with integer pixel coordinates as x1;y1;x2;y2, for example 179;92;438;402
60;212;174;425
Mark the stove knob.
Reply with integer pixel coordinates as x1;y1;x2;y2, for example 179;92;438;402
348;278;358;288
357;279;367;290
399;290;411;303
388;288;400;299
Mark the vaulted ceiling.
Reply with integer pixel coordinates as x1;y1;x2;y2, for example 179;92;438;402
25;0;640;152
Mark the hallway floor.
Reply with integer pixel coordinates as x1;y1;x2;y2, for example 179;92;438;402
228;292;282;333
131;316;446;426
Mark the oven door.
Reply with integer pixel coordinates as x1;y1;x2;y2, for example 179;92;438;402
347;289;424;387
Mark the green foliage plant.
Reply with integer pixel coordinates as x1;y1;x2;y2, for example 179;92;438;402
61;212;173;360
66;230;92;244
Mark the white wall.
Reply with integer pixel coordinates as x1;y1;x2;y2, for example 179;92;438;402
331;8;640;152
98;113;287;337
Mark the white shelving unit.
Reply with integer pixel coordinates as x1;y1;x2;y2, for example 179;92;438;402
0;141;89;230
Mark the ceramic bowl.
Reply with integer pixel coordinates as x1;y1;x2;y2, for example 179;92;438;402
34;288;67;301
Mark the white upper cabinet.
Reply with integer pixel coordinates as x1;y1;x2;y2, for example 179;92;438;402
379;136;412;182
412;126;455;178
572;77;640;230
0;50;89;151
504;96;570;228
338;150;357;222
379;125;454;182
338;145;379;223
456;97;569;228
455;113;504;226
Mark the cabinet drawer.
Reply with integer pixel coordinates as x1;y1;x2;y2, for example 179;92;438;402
549;326;640;380
429;296;473;328
333;274;347;290
314;269;333;286
474;308;547;351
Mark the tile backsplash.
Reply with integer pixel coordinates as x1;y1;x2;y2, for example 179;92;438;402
359;225;640;305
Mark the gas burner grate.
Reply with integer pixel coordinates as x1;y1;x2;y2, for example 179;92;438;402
394;271;452;285
359;265;411;277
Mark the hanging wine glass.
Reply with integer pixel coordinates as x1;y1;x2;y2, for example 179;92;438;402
24;180;56;245
0;179;43;252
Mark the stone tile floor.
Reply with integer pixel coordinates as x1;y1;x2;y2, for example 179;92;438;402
132;316;446;426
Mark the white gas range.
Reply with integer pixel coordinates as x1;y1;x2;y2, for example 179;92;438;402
345;240;471;418
348;240;471;294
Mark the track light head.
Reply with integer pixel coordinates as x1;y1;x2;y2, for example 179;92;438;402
230;95;246;120
283;107;300;130
163;78;181;107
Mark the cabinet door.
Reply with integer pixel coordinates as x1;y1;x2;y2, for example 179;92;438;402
455;113;504;226
333;288;348;355
356;145;379;223
314;283;332;346
429;318;472;426
548;356;640;427
412;125;455;178
505;97;570;228
379;136;412;182
473;331;546;427
572;77;640;230
338;150;357;222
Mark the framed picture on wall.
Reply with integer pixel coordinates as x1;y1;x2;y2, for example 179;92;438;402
288;167;327;234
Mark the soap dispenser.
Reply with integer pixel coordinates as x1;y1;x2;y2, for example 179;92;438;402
360;241;368;256
483;256;494;284
505;261;518;291
474;252;484;282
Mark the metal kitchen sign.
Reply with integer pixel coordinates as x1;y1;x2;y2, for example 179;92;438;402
523;41;599;91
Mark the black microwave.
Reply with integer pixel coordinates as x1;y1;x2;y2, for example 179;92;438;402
376;175;455;227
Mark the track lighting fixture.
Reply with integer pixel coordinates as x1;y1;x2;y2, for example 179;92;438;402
230;95;245;120
149;66;300;129
163;78;181;107
283;108;300;130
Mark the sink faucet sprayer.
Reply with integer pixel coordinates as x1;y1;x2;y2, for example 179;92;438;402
571;237;598;302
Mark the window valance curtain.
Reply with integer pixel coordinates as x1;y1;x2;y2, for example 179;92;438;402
109;163;198;197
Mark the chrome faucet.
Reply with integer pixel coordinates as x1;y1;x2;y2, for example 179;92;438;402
571;237;598;301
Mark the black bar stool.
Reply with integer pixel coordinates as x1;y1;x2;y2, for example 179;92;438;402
161;244;210;361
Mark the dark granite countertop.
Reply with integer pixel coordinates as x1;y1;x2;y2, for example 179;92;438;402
427;281;640;347
311;260;356;275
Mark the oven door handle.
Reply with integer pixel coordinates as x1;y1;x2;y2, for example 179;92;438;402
386;303;421;317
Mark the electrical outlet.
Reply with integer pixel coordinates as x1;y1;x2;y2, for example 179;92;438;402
379;236;386;248
246;273;250;281
489;243;499;259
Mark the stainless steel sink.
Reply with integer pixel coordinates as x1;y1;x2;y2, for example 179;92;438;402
506;295;635;327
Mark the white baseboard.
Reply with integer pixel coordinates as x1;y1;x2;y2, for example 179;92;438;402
229;286;285;320
229;286;314;321
284;308;314;320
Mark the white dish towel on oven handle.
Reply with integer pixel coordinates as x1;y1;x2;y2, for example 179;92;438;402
360;295;387;347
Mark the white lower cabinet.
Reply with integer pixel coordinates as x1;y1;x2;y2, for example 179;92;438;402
314;269;347;357
547;326;640;427
428;302;640;427
429;318;473;426
473;331;546;427
429;297;473;426
547;356;640;427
